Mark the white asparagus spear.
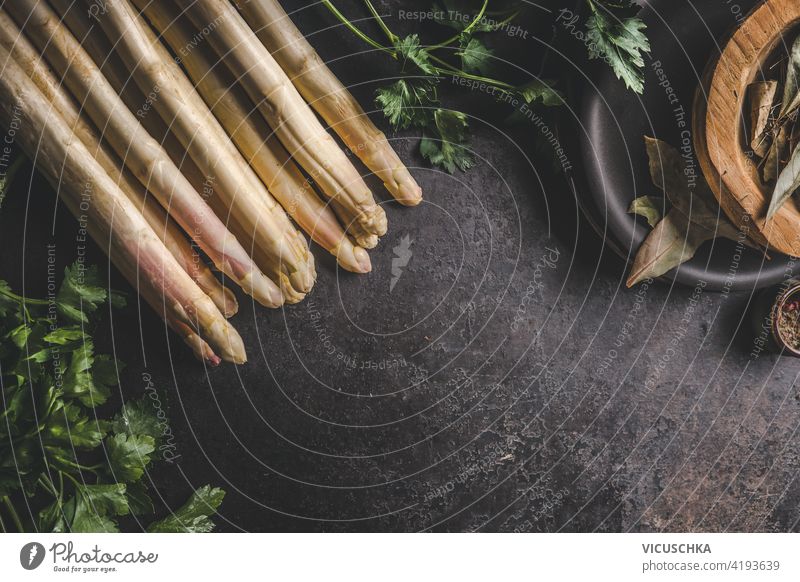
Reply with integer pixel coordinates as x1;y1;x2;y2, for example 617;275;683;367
167;318;222;366
176;0;387;247
48;165;223;365
136;0;371;274
7;0;283;309
237;0;422;206
74;191;223;365
0;10;238;319
0;44;246;363
93;0;315;302
94;213;223;366
41;1;306;300
135;270;222;366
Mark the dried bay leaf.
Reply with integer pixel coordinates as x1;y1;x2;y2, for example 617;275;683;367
748;80;778;158
779;33;800;119
628;137;766;286
764;123;789;182
643;136;755;248
628;195;663;227
769;139;800;218
626;208;711;287
644;136;716;213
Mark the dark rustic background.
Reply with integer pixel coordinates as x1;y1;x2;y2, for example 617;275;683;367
1;0;799;532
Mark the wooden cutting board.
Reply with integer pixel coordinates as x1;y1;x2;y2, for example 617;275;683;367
695;0;800;256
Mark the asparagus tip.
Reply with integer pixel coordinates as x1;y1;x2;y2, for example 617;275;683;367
176;324;221;365
279;272;308;304
355;247;372;273
394;181;423;207
354;232;379;249
241;270;285;308
205;318;247;364
218;285;240;318
338;245;372;273
287;257;317;295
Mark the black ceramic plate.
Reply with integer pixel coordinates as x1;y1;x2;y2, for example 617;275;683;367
576;0;792;292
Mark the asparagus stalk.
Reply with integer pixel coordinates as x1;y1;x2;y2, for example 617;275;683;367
176;0;387;247
167;319;222;366
92;0;315;302
92;211;222;366
80;196;222;366
237;0;422;206
0;44;246;364
135;270;222;366
0;10;237;319
43;1;296;298
135;1;371;274
8;0;283;309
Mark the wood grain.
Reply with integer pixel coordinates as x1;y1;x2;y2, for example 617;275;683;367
694;0;800;255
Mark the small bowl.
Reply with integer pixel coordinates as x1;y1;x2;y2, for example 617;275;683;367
751;278;800;356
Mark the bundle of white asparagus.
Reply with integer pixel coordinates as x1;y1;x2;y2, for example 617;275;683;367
0;0;421;364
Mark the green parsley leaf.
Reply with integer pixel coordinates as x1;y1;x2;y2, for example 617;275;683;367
1;265;225;533
62;339;109;407
585;0;650;94
420;109;474;173
126;481;155;516
8;323;32;349
56;264;108;323
376;79;438;130
518;79;563;107
458;36;494;75
0;280;18;317
107;433;155;483
147;485;225;533
45;402;107;449
43;326;86;345
112;397;163;448
93;354;122;397
71;509;119;533
38;498;68;532
79;483;130;517
394;34;436;75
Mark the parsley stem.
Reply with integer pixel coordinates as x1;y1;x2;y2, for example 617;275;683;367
320;1;520;95
54;457;99;474
59;470;85;492
321;1;393;54
38;475;59;498
429;0;489;50
362;0;397;44
0;508;6;533
2;496;24;532
492;10;520;30
428;55;516;91
0;286;48;306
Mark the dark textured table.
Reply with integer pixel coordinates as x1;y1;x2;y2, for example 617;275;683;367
2;0;800;532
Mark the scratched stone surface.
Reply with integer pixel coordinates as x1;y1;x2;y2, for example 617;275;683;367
1;0;799;532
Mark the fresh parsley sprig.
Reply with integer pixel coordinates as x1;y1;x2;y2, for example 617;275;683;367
321;0;562;173
585;0;651;94
321;1;650;174
0;263;224;532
